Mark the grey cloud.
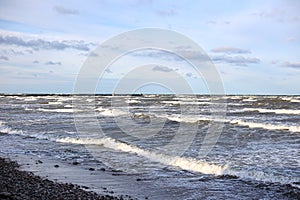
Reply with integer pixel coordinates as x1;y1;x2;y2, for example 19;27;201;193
186;72;193;77
287;37;296;42
33;60;39;64
282;62;300;69
132;50;181;61
135;0;153;5
206;20;231;25
206;20;217;24
252;8;285;18
0;55;9;61
25;49;33;54
133;48;209;62
105;68;113;73
45;61;61;65
212;55;260;66
152;66;173;72
271;60;279;65
53;6;79;15
156;9;177;17
211;46;251;54
252;8;299;23
1;49;25;56
90;52;99;57
0;35;92;51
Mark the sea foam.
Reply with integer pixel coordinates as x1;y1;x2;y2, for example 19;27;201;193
57;137;227;175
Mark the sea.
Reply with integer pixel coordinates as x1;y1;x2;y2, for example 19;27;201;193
0;94;299;199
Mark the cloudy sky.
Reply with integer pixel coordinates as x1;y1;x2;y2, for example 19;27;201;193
0;0;299;94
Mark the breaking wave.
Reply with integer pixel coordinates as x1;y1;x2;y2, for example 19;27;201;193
57;137;227;175
0;121;23;134
57;136;300;187
243;108;300;115
230;120;300;133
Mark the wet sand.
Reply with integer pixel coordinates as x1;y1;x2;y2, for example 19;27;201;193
0;157;130;200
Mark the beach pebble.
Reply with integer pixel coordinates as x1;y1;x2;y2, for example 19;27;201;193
72;161;80;165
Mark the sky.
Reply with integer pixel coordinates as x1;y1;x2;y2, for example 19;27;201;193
0;0;299;94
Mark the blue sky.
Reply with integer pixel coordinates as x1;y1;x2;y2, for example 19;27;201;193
0;0;299;94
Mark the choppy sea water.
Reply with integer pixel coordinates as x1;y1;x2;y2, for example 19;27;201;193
0;94;299;199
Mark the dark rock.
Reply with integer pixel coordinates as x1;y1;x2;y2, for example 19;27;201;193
0;191;12;198
100;168;106;171
88;167;95;171
72;161;80;165
54;164;59;168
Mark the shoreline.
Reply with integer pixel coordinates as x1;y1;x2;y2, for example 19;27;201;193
0;156;130;200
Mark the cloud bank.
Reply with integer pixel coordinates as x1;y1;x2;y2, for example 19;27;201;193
0;35;92;51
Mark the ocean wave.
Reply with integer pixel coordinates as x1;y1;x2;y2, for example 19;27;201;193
224;168;300;188
125;99;140;104
291;99;300;103
230;120;300;132
155;114;300;132
64;104;73;108
97;108;128;117
37;108;74;113
0;121;23;134
57;137;227;175
48;101;63;105
57;136;300;187
243;108;300;115
157;114;211;123
162;101;211;105
281;97;300;102
242;98;257;102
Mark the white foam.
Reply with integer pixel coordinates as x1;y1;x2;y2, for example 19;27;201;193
125;99;140;104
224;168;300;188
242;98;257;102
97;108;128;117
48;101;63;105
0;121;23;134
161;100;180;105
64;104;73;108
230;119;300;132
162;101;211;105
158;114;210;123
57;136;300;186
173;97;211;101
156;113;300;133
86;98;94;103
37;108;74;113
281;97;293;101
291;99;300;103
23;97;38;101
243;108;300;115
57;137;227;175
